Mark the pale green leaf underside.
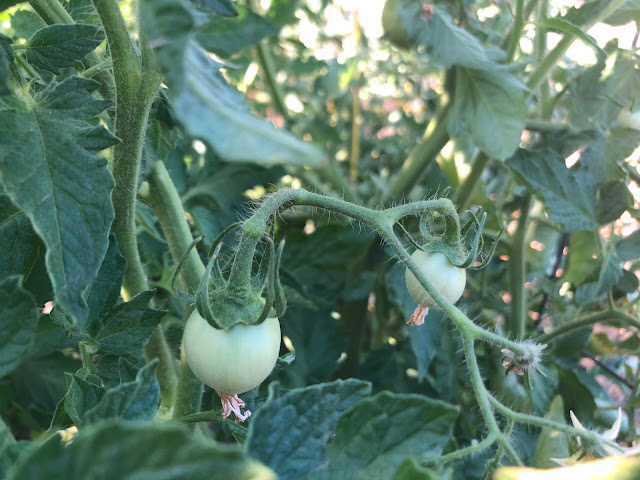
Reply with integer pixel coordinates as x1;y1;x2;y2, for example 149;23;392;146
449;67;527;160
140;0;325;168
507;149;598;231
0;76;118;327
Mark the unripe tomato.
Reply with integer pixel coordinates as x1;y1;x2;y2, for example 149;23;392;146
183;309;281;395
405;250;466;308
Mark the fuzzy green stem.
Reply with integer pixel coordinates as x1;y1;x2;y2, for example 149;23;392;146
456;152;489;212
488;394;624;453
146;161;207;416
505;0;525;62
425;435;496;467
526;0;629;91
509;194;531;339
173;345;205;425
386;107;451;200
93;0;161;299
461;331;523;467
144;327;178;407
255;42;289;121
147;161;206;292
535;309;640;344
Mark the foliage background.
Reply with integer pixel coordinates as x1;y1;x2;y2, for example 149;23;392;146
0;0;640;478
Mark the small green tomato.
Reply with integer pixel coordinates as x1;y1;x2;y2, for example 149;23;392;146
183;309;281;421
404;250;466;325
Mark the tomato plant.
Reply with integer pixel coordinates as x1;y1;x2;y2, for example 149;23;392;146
0;0;639;478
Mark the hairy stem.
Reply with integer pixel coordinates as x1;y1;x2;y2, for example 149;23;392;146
535;309;640;344
147;161;206;293
509;194;531;339
386;107;451;200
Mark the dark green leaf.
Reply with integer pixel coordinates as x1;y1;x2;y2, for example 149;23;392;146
0;34;14;95
191;0;238;17
0;0;23;12
10;353;81;429
7;421;276;480
605;0;640;25
568;50;640;131
0;276;38;378
508;149;599;231
82;359;160;424
247;379;371;478
0;195;44;288
89;290;164;356
617;230;640;262
265;0;300;27
400;4;492;69
0;77;117;328
25;24;105;74
449;68;527;160
195;5;278;57
85;235;126;327
306;392;459;479
64;373;104;426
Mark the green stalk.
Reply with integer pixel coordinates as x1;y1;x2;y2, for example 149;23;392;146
92;0;160;299
509;194;531;339
386;107;451;200
455;152;489;212
535;310;640;344
526;0;629;91
147;161;206;292
255;42;289;121
173;345;205;422
146;161;207;418
505;0;525;62
91;0;177;409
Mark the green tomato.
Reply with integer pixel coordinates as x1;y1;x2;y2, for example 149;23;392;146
405;250;466;308
183;309;281;395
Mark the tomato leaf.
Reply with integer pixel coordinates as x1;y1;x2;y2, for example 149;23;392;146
247;379;371;479
508;149;601;231
24;24;105;74
65;358;160;426
0;77;117;328
0;194;51;303
88;290;165;356
0;276;38;378
195;5;278;58
392;458;440;480
531;395;571;468
305;392;459;479
399;4;493;69
6;421;276;480
0;34;14;95
190;0;238;17
449;67;527;160
140;0;326;168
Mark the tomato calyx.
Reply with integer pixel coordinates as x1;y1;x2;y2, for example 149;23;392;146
218;392;251;423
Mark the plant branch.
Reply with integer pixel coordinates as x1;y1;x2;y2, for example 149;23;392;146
505;0;525;62
535;310;640;344
455;152;489;212
509;194;531;339
147;161;206;293
386;106;451;200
